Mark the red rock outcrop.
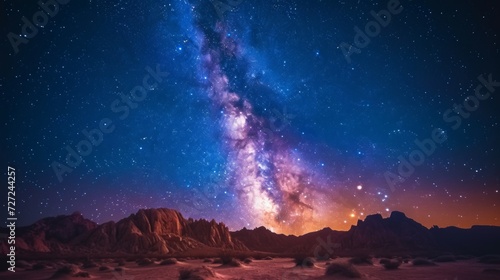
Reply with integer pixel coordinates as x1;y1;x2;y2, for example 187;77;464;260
185;218;246;250
1;208;247;255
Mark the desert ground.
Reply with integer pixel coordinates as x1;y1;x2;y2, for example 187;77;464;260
2;257;500;280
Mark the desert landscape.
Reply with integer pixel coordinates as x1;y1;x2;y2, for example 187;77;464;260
2;256;500;280
3;1;500;279
1;208;500;279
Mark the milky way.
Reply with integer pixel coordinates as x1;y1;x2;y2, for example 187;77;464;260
194;20;330;234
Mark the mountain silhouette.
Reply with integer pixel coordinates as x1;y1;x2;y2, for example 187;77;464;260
2;209;499;257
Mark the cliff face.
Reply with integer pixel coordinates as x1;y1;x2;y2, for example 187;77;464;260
1;208;247;255
185;218;247;251
78;208;247;254
79;209;194;254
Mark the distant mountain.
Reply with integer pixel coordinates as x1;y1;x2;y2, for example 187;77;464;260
231;211;500;256
231;226;299;252
341;211;435;250
231;226;344;255
2;209;499;257
429;225;500;255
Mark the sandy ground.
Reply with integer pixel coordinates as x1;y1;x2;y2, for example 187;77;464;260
2;257;500;280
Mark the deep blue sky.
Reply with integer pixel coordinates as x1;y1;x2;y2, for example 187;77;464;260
1;0;499;234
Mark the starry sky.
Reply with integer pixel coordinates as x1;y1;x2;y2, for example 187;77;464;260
2;0;500;235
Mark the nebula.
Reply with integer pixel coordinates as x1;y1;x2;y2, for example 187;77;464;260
192;20;328;235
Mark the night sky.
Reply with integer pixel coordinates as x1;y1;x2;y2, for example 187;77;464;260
2;0;499;235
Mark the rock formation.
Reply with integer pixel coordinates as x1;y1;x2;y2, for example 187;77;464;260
0;208;246;256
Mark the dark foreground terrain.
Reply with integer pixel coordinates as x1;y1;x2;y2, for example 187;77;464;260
2;256;500;280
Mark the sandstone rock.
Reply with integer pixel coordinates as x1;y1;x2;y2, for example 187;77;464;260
1;208;248;256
